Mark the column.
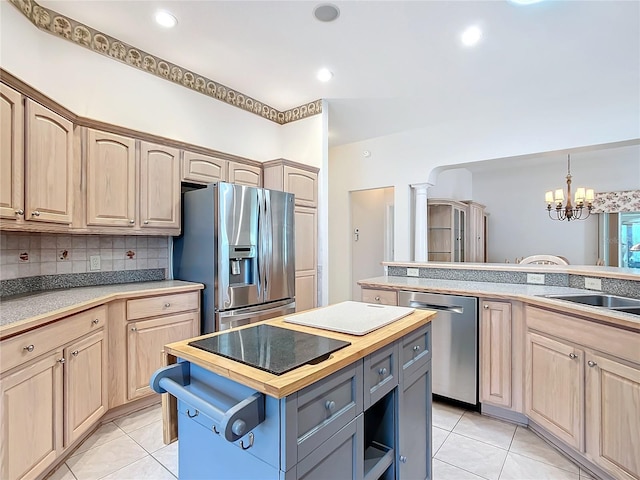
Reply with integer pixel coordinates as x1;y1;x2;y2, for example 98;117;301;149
411;183;432;262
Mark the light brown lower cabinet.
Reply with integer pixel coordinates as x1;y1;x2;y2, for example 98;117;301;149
480;300;512;408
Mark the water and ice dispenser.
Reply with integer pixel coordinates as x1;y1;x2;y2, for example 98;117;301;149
228;245;257;286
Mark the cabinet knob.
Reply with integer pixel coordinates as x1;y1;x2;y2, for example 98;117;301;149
15;209;24;216
58;357;66;364
72;350;79;357
568;353;578;359
374;296;381;301
483;304;489;309
325;400;336;412
131;326;137;332
129;219;135;224
164;303;171;308
23;344;35;352
92;318;100;325
143;220;149;224
413;345;421;352
31;210;41;217
587;360;597;367
400;455;407;463
378;367;388;376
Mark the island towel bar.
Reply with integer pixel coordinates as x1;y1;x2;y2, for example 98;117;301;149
150;362;265;442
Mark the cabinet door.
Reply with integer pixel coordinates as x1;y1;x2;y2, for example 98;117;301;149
25;99;74;224
586;353;640;480
480;301;512;407
295;206;317;311
525;332;584;450
296;415;363;480
0;84;24;221
139;141;180;229
182;150;228;184
398;361;432;480
468;203;485;262
86;129;136;227
127;312;198;400
64;330;107;446
0;351;63;480
283;166;317;207
228;161;262;187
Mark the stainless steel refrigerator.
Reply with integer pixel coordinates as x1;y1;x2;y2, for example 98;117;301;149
173;182;295;333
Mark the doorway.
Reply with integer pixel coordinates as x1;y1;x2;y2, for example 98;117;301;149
350;187;394;300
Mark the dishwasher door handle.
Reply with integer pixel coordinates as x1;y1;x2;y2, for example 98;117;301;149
409;301;465;314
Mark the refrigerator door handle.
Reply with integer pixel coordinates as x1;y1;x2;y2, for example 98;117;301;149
263;190;272;299
256;188;264;300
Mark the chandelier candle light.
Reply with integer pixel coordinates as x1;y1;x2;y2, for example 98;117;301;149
545;154;594;221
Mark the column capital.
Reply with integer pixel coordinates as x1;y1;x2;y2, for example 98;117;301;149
411;182;433;192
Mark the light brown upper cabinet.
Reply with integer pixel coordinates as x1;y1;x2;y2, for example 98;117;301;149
182;150;228;185
86;129;136;227
228;161;262;187
25;99;75;225
0;84;24;222
140;141;180;230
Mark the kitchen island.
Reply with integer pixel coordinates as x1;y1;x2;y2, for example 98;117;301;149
152;306;436;480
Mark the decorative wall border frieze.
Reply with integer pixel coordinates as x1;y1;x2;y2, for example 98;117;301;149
8;0;322;125
592;190;640;213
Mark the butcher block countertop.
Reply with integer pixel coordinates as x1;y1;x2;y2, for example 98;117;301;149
0;280;203;339
163;307;436;399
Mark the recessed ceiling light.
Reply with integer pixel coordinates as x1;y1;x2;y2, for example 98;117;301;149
461;26;482;46
317;68;333;82
155;10;177;28
509;0;544;4
314;4;340;22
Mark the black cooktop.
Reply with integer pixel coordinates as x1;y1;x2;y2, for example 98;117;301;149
188;324;351;376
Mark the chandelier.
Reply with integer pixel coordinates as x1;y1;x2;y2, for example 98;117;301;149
545;154;594;221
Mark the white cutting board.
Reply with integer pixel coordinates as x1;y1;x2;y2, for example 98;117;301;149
284;301;415;336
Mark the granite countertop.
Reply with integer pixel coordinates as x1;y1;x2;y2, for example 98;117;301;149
0;280;203;338
358;276;640;331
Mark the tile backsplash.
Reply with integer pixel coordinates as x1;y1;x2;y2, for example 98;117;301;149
0;232;170;280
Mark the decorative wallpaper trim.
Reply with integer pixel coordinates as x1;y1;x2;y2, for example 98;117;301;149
592;190;640;213
9;0;322;125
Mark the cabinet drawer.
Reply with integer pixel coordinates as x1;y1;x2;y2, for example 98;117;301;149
363;342;399;409
127;292;198;320
401;323;432;381
1;306;106;374
361;289;397;306
296;363;363;462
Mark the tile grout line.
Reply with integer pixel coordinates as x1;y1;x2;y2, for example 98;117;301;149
434;457;494;480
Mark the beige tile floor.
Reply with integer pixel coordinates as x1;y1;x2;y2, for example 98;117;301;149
48;401;600;480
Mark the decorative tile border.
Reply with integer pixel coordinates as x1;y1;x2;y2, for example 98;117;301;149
9;0;322;125
592;190;640;213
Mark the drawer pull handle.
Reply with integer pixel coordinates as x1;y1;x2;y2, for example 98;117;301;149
240;432;254;450
15;209;24;216
72;350;79;357
23;344;35;353
413;345;421;353
187;409;199;418
164;303;171;308
378;367;388;376
588;360;597;367
32;210;41;217
400;455;407;463
58;357;66;364
129;219;135;224
325;400;336;412
568;353;578;359
375;296;381;301
92;319;100;325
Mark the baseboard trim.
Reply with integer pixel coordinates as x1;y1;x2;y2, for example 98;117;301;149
480;403;529;425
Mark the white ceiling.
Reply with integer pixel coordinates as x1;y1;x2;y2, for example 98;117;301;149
39;0;640;148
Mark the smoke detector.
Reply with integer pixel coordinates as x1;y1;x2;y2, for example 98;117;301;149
314;4;340;22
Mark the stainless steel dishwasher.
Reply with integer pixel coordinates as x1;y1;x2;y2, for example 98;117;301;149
399;291;478;406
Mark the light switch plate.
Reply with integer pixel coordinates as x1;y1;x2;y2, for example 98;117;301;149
527;273;545;285
90;255;101;271
407;268;419;277
585;277;602;290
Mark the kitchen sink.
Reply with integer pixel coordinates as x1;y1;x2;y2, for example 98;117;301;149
542;294;640;315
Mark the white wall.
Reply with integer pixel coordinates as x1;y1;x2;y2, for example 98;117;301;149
428;169;473;199
0;4;282;161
